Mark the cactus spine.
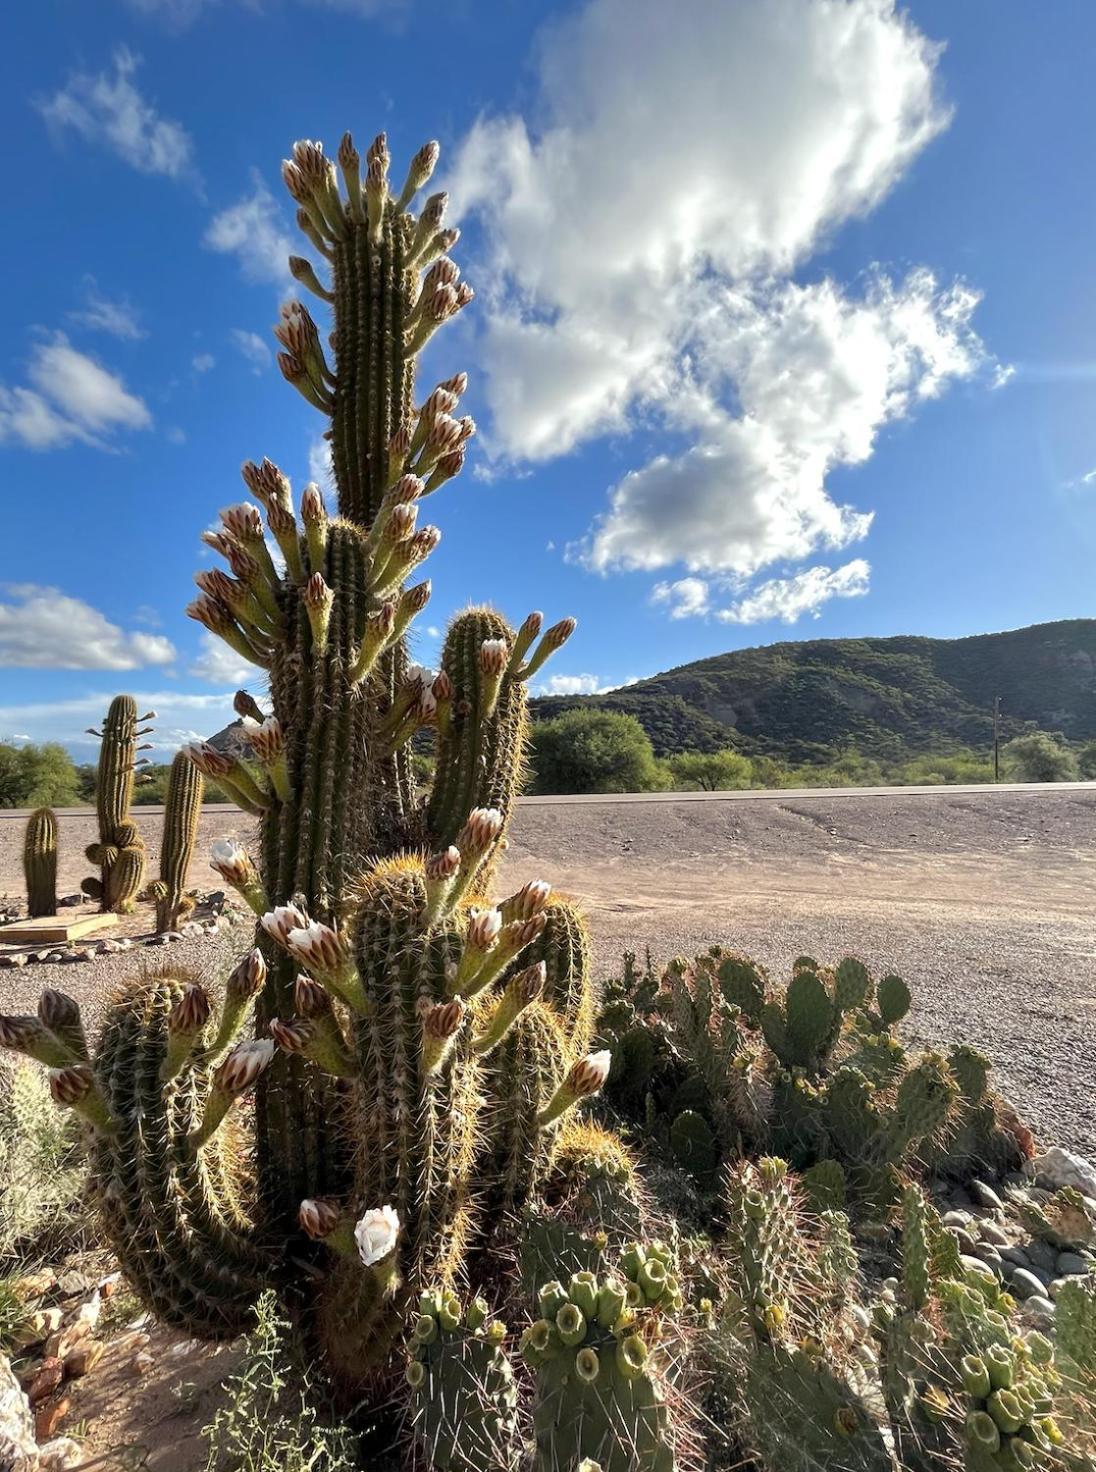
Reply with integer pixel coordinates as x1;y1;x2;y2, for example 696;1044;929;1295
82;695;151;913
23;806;58;918
149;751;204;933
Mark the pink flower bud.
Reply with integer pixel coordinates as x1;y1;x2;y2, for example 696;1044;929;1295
227;948;266;1003
480;638;509;675
169;984;211;1036
454;283;475;310
404;580;431;613
420;192;448;230
545;617;577;650
367;132;390;169
407;526;442;562
439;372;468;398
217;1039;276;1096
49;1064;95;1107
270;1016;312;1054
466;907;502;951
299;1197;341;1239
303;572;333;610
294;974;332;1018
422;258;460;294
384;504;418;544
514;961;547;1004
186;597;232;634
431;671;453;703
509;879;553;921
457;808;503;858
419;387;459;425
425;847;460;882
183;742;236;779
390;474;424;504
38;990;81;1037
422;999;464;1040
337;131;359;170
286;921;348;974
242;716;285;764
567;1050;611;1099
261;904;311;948
220;503;265;542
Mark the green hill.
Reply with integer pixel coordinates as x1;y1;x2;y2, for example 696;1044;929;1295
529;619;1096;762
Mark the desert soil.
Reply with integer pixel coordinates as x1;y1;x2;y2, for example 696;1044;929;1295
2;786;1095;1468
1;788;1094;1154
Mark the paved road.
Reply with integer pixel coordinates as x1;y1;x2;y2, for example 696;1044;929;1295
4;779;1096;821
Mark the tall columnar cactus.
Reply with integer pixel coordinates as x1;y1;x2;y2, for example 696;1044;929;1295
23;806;58;918
82;695;153;913
148;752;204;933
2;127;610;1439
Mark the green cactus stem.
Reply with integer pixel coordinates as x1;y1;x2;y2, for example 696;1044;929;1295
82;695;151;914
148;752;204;933
23;806;58;918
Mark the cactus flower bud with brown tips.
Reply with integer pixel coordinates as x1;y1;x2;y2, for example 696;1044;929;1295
210;839;267;914
261;903;311;948
303;571;334;652
38;990;88;1061
170;984;211;1036
538;1049;612;1126
473;961;546;1056
300;1196;341;1239
396;139;440;210
289;256;334;303
0;1014;78;1068
48;1064;116;1134
501;879;553;924
421;999;464;1071
294;974;333;1018
439;371;468;398
270;1016;313;1054
516;616;578;680
218;1038;277;1096
456;808;503;862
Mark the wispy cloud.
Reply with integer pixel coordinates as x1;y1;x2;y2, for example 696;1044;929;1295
452;0;998;624
0;585;176;669
192;352;216;373
205;175;293;285
70;279;145;339
230;329;272;372
0;688;236;755
717;560;871;625
37;46;196;183
0;332;151;450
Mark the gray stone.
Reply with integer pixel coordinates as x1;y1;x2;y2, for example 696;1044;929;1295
0;1350;38;1470
1027;1239;1058;1274
943;1210;972;1229
972;1242;1002;1267
979;1221;1010;1247
1009;1267;1048;1300
1019;1294;1056;1327
37;1439;82;1471
1049;1276;1085;1300
0;953;28;969
952;1228;978;1255
999;1246;1031;1270
960;1255;1000;1284
971;1180;1005;1211
949;1187;974;1208
1031;1147;1096;1200
1056;1251;1091;1277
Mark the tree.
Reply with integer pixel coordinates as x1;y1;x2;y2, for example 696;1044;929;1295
667;748;753;791
1077;741;1096;780
1002;731;1078;784
0;742;82;808
530;709;666;795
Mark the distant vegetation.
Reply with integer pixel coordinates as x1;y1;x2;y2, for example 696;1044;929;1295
0;743;229;808
530;618;1096;761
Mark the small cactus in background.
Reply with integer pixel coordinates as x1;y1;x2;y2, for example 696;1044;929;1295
81;695;153;913
23;806;58;918
147;751;204;933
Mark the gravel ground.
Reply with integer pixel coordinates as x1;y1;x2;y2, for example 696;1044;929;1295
2;787;1094;1154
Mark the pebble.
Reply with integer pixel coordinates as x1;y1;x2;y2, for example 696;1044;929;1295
1027;1240;1058;1274
22;1357;64;1407
1030;1147;1096;1199
961;1255;1000;1285
979;1221;1011;1247
1056;1251;1091;1276
0;952;27;968
64;1341;104;1378
972;1181;1005;1210
1009;1267;1049;1300
972;1242;1002;1267
952;1228;978;1255
999;1245;1032;1269
1019;1295;1056;1328
943;1210;972;1229
949;1187;974;1208
13;1307;64;1350
35;1393;71;1441
38;1436;84;1470
131;1350;155;1375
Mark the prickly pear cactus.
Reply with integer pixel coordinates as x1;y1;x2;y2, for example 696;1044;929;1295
521;1244;680;1472
23;806;58;918
81;695;153;914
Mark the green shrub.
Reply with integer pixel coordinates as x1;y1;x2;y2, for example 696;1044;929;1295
0;1058;86;1265
667;749;754;791
1002;730;1079;783
0;742;83;809
530;709;668;794
202;1290;357;1472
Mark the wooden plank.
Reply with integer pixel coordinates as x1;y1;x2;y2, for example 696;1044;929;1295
0;914;118;945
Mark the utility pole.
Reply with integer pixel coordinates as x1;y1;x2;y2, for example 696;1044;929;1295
993;696;1001;783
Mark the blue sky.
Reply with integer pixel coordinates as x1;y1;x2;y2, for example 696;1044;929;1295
2;0;1096;756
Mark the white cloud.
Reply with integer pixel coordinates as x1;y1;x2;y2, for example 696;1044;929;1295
309;433;334;486
231;329;272;372
0;333;151;450
205;176;294;285
188;631;257;686
537;673;609;696
166;426;186;444
192;352;216;372
37;47;195;181
651;577;711;620
452;0;996;621
70;280;144;339
0;689;237;755
0;585;177;669
716;559;871;625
